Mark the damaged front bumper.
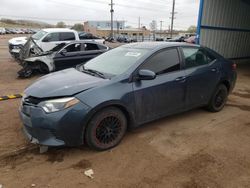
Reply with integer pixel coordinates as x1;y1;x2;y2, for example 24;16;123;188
9;44;22;59
19;99;90;147
20;109;65;146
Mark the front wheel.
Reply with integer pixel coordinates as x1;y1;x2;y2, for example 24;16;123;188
17;63;33;78
85;107;127;151
39;63;49;74
207;84;228;112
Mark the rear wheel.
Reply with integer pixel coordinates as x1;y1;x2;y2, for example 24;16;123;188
207;84;228;112
85;107;127;151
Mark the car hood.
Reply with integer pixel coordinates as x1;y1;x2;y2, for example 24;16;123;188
19;38;43;60
8;37;28;45
25;68;108;98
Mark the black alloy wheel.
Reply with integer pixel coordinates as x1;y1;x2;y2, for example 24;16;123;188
207;84;228;112
85;107;127;151
96;116;122;144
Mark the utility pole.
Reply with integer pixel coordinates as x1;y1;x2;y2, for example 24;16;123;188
109;0;114;38
170;0;177;38
160;20;163;38
117;21;120;35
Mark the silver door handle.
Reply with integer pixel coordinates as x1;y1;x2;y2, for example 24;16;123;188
175;76;186;82
211;68;218;72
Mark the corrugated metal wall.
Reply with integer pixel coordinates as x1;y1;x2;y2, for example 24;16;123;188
199;0;250;59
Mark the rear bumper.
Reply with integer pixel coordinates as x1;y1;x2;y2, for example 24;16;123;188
230;71;237;93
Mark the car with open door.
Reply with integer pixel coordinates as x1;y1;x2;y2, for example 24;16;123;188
19;42;237;152
18;41;109;78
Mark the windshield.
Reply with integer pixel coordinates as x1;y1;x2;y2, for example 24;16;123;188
32;30;47;40
83;47;149;77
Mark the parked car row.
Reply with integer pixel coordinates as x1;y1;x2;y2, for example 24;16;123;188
166;35;197;43
0;27;38;34
104;36;137;43
104;35;196;44
155;34;197;44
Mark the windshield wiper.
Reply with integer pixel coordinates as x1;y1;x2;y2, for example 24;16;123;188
82;67;106;79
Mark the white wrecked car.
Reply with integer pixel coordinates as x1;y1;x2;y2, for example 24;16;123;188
18;40;109;78
9;28;105;59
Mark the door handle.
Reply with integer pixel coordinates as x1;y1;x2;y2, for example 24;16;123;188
175;76;186;82
211;68;218;72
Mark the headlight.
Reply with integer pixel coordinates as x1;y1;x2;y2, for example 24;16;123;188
21;93;27;103
13;45;20;49
40;97;80;113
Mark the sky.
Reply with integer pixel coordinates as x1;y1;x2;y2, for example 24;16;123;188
0;0;200;30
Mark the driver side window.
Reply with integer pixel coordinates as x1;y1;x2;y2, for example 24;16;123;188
65;43;81;52
141;48;180;75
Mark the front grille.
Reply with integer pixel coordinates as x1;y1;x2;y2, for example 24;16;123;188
24;96;43;105
21;96;43;116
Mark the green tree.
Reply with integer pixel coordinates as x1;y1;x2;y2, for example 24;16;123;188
56;21;66;28
72;23;84;31
187;25;197;33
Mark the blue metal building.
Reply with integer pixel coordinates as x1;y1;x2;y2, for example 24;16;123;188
197;0;250;59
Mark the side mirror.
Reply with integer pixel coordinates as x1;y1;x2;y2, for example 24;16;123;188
60;49;67;55
137;69;156;81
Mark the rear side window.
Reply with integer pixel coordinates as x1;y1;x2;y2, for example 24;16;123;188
182;47;215;68
98;44;107;50
141;48;180;75
43;33;59;42
60;32;76;41
79;33;93;40
84;43;100;51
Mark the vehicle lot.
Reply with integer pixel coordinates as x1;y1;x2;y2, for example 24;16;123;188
0;35;250;187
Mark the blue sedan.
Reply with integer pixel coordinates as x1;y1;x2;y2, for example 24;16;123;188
19;42;237;151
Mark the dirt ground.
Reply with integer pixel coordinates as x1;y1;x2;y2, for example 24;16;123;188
0;34;250;188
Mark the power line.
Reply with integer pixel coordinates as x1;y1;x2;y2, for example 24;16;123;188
119;0;170;7
46;0;170;13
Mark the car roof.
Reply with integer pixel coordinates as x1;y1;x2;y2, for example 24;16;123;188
42;28;75;32
67;40;106;45
122;42;200;50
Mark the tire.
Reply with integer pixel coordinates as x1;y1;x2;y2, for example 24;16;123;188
17;63;33;78
207;84;228;112
85;107;127;151
39;63;49;74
